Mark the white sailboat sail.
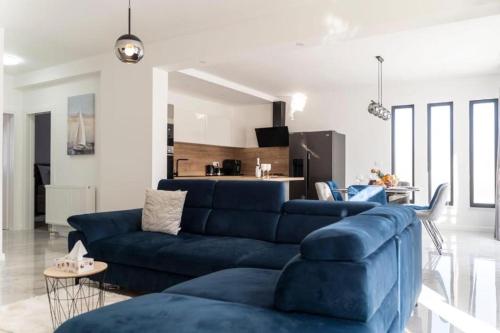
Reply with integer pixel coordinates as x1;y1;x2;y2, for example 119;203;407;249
73;112;87;150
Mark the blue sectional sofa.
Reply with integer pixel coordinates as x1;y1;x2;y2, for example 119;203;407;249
58;180;421;333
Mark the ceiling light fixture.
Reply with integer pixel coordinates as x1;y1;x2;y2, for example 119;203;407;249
115;0;144;64
290;93;307;120
368;56;390;121
3;53;23;66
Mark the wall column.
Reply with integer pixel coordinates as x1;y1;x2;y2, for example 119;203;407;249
0;28;5;259
98;59;167;211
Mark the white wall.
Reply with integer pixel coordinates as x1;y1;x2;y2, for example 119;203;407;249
0;28;4;259
22;74;100;186
4;75;24;231
288;75;500;231
169;90;271;147
7;74;100;230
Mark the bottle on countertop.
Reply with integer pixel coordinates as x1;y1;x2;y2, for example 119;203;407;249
255;157;262;178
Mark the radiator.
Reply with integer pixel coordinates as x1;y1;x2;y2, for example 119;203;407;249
45;185;96;227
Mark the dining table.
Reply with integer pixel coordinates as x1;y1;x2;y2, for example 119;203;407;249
384;186;420;204
335;185;420;204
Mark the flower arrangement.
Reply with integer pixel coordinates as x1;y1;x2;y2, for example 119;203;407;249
370;168;398;187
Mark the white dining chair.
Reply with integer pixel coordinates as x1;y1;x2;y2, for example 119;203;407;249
315;182;334;201
411;183;449;255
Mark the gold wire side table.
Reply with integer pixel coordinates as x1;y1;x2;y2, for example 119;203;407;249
44;261;108;330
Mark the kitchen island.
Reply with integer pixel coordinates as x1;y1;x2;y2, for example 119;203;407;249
174;176;304;200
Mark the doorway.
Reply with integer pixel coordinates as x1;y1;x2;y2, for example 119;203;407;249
2;114;14;230
33;113;51;229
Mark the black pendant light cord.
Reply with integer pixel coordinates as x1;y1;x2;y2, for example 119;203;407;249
380;59;383;105
128;0;131;35
377;58;381;104
375;56;384;105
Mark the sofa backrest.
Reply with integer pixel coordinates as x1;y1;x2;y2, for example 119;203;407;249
157;179;216;234
205;181;285;242
274;206;419;325
157;180;286;241
157;179;381;243
275;200;379;243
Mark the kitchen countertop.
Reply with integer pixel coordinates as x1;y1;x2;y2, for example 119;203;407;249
174;176;304;182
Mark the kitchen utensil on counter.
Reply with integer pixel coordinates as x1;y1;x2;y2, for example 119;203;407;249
206;164;215;176
222;160;241;176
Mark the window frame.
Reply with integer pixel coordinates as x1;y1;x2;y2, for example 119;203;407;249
427;102;454;206
391;104;415;202
469;98;499;208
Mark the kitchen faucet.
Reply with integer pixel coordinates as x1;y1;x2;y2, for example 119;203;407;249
174;159;189;177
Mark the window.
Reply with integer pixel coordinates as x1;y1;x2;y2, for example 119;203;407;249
427;102;453;205
391;105;415;189
469;99;498;207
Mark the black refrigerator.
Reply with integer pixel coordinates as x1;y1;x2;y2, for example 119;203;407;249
289;130;346;200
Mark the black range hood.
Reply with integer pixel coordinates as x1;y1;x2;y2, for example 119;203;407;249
255;101;289;147
255;126;289;147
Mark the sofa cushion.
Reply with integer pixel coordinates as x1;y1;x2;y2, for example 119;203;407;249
142;189;187;235
204;181;286;241
88;232;297;277
87;231;199;270
156;236;293;276
212;181;285;212
276;201;379;244
166;268;281;308
156;179;216;234
157;179;216;207
56;290;398;333
236;244;299;269
205;210;281;242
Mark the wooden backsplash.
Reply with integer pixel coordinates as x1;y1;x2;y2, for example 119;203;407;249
237;147;289;176
174;142;289;176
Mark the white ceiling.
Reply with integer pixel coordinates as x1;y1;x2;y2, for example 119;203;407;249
198;14;500;95
0;0;306;74
3;0;500;76
169;71;270;105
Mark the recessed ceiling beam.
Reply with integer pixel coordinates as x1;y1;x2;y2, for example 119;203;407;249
178;68;277;102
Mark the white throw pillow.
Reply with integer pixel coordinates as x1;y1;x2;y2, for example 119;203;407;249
142;189;187;235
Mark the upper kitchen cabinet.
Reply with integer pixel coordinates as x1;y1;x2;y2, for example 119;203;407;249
167;71;274;148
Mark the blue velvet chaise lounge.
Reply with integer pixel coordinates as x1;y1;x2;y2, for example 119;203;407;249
57;180;421;333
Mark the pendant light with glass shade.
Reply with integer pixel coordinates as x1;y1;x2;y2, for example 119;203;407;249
367;56;390;120
115;0;144;63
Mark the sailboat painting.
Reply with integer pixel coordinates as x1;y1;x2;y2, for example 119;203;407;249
67;94;95;155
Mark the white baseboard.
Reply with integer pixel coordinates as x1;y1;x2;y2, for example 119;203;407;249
48;224;72;237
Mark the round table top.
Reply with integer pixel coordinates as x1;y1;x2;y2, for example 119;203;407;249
44;261;108;279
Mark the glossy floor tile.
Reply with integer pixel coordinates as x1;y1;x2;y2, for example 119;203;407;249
0;229;66;306
407;230;500;333
1;228;500;332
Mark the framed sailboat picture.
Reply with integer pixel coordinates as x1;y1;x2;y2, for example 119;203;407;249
67;93;95;155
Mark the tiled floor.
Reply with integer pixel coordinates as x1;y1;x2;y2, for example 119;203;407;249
1;228;499;332
0;229;66;305
406;230;500;333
